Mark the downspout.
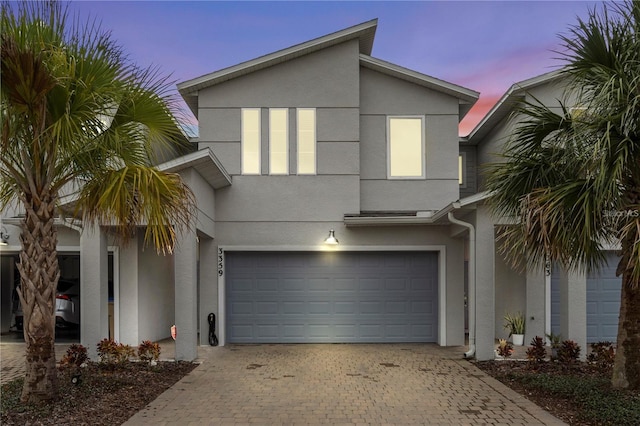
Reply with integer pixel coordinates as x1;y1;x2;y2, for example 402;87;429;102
447;211;476;359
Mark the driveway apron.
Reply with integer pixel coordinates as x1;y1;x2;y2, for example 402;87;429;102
125;344;565;425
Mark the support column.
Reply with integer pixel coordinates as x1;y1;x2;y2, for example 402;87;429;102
174;228;198;360
475;206;496;360
525;266;546;344
117;237;139;346
80;226;108;359
560;268;587;360
198;238;218;346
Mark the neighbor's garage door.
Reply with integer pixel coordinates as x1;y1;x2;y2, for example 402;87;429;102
551;252;621;342
226;251;438;343
586;252;621;343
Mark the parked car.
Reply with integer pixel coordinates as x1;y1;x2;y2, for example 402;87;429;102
13;280;80;330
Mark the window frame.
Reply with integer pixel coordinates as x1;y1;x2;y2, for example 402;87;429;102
269;108;289;175
296;108;317;175
386;115;426;180
241;108;261;175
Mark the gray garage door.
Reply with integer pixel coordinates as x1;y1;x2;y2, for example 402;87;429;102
551;252;621;342
586;252;621;342
226;251;438;343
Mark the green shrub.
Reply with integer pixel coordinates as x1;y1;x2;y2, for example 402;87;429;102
512;373;640;425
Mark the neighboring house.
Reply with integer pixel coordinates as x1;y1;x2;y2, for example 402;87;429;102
464;70;622;358
0;19;619;361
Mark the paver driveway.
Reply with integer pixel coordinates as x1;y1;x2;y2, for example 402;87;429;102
125;344;565;425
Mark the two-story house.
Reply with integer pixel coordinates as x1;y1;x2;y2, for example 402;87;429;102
2;19;619;362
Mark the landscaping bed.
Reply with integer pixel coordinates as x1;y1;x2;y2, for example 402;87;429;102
0;360;197;425
475;359;640;426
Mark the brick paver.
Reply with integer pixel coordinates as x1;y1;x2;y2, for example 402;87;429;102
1;340;563;425
123;344;565;425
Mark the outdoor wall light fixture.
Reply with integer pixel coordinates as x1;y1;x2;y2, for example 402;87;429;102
0;226;10;246
324;229;339;245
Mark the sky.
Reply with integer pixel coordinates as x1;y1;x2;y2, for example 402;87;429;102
66;0;603;136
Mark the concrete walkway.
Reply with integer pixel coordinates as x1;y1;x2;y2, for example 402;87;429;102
124;344;565;425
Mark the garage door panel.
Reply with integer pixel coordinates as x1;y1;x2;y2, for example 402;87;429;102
226;251;438;343
359;278;383;291
256;302;278;314
335;326;356;338
309;325;331;338
282;324;305;338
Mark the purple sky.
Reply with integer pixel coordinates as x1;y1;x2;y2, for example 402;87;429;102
69;0;602;135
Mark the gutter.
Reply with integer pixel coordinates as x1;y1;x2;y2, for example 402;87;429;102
447;209;476;359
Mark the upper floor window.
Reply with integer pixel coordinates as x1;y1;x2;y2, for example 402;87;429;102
242;109;261;175
387;116;425;179
458;154;465;185
297;108;316;175
269;109;288;175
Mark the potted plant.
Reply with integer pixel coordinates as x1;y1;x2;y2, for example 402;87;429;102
504;312;525;346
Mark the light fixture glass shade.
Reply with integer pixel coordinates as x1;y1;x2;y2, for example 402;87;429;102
324;229;339;245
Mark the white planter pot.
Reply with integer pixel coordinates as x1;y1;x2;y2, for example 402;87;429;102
512;334;525;346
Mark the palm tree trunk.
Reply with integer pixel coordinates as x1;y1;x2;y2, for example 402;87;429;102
16;194;60;402
612;180;640;390
612;268;640;389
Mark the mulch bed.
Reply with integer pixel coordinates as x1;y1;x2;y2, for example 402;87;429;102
1;361;197;426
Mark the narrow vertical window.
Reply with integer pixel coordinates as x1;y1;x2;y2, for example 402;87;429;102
458;154;464;185
297;108;316;175
388;117;424;178
269;109;288;174
242;109;261;175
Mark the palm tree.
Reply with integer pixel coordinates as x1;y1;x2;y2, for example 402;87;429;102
486;1;640;389
1;2;195;402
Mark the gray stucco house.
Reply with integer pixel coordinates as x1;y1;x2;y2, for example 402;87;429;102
0;20;621;361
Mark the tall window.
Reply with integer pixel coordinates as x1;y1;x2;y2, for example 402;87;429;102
269;109;288;174
387;116;425;178
458;154;464;185
242;109;261;175
297;108;316;175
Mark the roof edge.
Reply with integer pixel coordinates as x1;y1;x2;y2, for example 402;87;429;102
466;69;564;143
360;55;480;104
178;19;378;96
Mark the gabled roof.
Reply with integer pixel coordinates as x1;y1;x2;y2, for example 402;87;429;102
178;19;378;114
465;69;565;144
360;55;479;119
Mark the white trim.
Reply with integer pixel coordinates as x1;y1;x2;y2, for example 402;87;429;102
387;116;426;180
217;244;447;346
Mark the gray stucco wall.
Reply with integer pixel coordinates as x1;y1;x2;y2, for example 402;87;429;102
459;144;477;198
359;67;460;211
137;235;175;342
